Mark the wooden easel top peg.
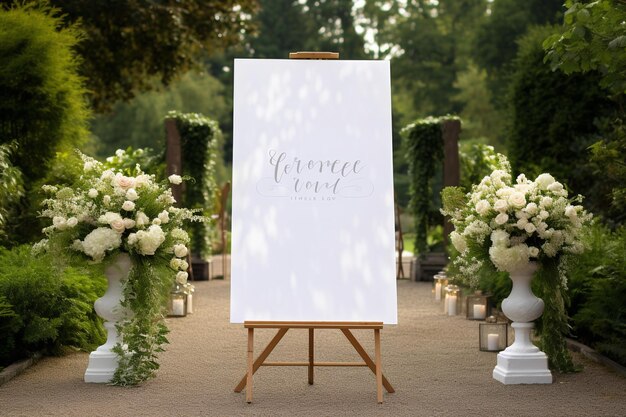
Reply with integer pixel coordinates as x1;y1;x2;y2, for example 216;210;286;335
289;51;339;60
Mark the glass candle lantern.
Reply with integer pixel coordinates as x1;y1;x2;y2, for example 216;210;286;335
479;316;508;351
433;273;448;301
466;293;491;320
444;285;461;316
168;285;187;317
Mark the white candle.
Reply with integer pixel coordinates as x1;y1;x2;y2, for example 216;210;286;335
172;299;185;316
435;282;442;301
187;293;193;314
473;304;486;319
487;333;499;351
448;295;457;316
444;294;449;314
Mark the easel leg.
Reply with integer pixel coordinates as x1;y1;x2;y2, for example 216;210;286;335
246;328;254;403
340;329;395;394
374;329;383;404
235;328;290;393
308;328;314;385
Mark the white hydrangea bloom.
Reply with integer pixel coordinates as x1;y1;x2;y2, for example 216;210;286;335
81;227;122;262
135;225;166;255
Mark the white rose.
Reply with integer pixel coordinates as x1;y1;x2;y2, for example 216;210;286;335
127;233;138;245
66;217;78;228
115;174;135;190
134;174;151;188
495;213;509;225
123;218;136;229
110;218;126;233
539;210;549;220
493;199;508;212
168;174;183;185
475;200;491;216
547;181;564;192
450;231;467;253
528;246;540;257
564;205;577;218
126;188;139;201
136;211;149;228
122;201;135;211
535;173;556;190
103;195;111;205
88;188;98;198
516;217;528;229
540;196;553;208
173;244;188;258
53;216;67;230
508;192;526;209
180;260;189;271
158;210;170;224
170;258;183;270
524;223;536;234
176;271;188;285
524;202;538;215
152;218;162;225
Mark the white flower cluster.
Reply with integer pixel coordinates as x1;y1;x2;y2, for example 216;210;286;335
37;153;195;287
447;168;592;281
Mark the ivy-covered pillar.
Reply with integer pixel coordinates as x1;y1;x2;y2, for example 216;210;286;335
401;115;461;280
164;112;221;280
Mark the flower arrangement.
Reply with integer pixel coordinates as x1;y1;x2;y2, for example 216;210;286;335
442;160;592;372
442;165;592;289
36;153;204;385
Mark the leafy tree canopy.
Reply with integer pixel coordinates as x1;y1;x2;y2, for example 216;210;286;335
0;0;259;112
544;0;626;96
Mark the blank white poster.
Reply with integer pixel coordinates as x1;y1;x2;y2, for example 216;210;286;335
230;59;397;324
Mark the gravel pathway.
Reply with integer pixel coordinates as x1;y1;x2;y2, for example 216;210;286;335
1;280;624;417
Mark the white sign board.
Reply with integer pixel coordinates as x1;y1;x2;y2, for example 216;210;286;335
230;59;397;324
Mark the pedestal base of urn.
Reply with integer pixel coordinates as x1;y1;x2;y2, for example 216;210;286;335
493;349;553;384
84;350;119;383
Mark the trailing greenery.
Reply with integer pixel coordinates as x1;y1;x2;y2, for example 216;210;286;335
112;256;171;386
401;116;458;255
534;258;578;372
167;111;220;258
0;246;106;367
507;25;615;218
0;3;90;244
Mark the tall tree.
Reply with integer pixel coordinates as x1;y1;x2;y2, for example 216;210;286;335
0;0;260;112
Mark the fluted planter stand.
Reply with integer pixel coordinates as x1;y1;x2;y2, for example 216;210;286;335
493;261;552;384
84;253;131;383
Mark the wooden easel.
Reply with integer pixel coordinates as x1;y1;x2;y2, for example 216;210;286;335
234;52;394;404
234;321;395;403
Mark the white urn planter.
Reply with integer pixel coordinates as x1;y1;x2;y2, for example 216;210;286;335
493;261;553;384
84;253;131;383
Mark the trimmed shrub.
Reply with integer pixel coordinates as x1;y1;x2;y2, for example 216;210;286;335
566;223;626;366
0;3;90;244
0;246;105;366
